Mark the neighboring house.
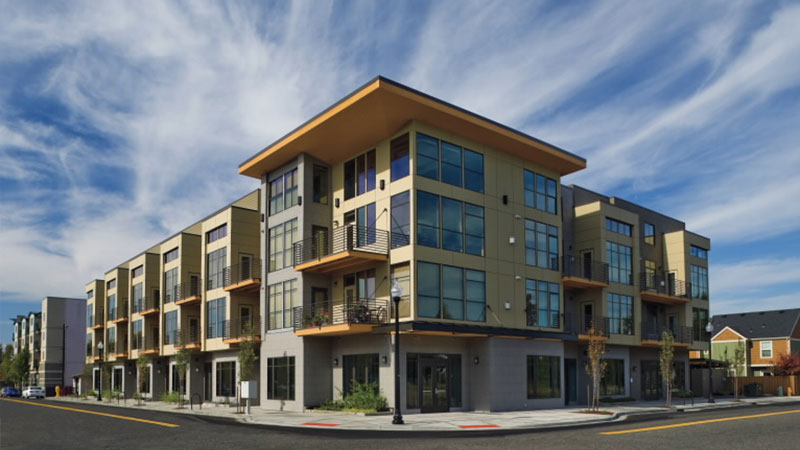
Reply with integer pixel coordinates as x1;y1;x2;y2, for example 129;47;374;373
81;76;711;412
9;313;41;386
711;308;800;376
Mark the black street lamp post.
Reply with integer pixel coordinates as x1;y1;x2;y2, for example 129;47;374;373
705;321;715;403
391;282;404;425
96;341;104;401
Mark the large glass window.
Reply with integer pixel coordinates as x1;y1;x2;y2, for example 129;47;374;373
132;282;143;313
343;354;379;396
390;191;410;248
525;280;561;328
165;311;177;345
693;308;710;341
207;298;226;339
644;223;655;245
216;361;236;397
132;320;143;349
416;133;483;192
527;355;561;399
605;218;632;236
417;262;485;322
523;170;557;214
441;141;462;187
691;245;708;259
416;191;440;248
108;294;117;320
267;356;295;400
606;241;632;284
132;265;143;278
391;133;409;181
690;265;709;299
608;293;633;335
207;224;227;244
207;247;227;290
268;219;297;272
465;204;485;256
600;359;625;395
107;278;117;290
268;279;298;330
344;149;376;200
441;198;463;253
108;327;116;351
391;263;411;318
164;268;178;302
525;219;559;270
269;168;298;215
164;247;179;264
312;165;328;204
416;133;439;180
644;260;656;289
416;191;484;255
464;149;484;193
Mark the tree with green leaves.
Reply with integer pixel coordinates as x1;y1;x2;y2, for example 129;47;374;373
585;327;607;411
238;321;259;414
80;364;93;397
660;330;675;407
12;348;31;388
728;340;746;399
175;333;191;409
0;344;13;385
136;353;150;405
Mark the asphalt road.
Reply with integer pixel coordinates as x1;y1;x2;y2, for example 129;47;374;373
1;398;799;450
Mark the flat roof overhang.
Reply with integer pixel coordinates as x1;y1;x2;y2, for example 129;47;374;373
371;320;577;341
239;76;586;178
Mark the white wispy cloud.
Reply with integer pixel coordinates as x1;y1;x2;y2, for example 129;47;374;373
711;258;800;297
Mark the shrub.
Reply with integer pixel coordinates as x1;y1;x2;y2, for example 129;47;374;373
161;391;181;403
102;389;113;400
317;382;389;413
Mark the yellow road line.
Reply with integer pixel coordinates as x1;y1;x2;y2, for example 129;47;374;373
0;398;180;428
601;408;800;435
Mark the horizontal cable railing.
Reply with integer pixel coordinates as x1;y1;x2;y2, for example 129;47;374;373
179;328;201;346
109;301;128;320
640;270;692;299
293;225;390;267
164;285;180;304
292;298;389;331
641;322;693;344
223;316;261;341
178;277;203;300
223;259;262;288
575;313;610;336
135;296;159;313
562;256;609;283
144;334;159;351
165;329;179;346
115;336;128;354
131;334;142;350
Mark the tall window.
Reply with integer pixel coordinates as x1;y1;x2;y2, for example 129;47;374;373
464;149;484;193
132;283;143;313
344;149;376;200
269;219;297;272
87;290;94;299
132;320;143;349
527;355;561;399
390;191;410;248
600;359;625;395
312;165;328;204
605;218;632;236
207;248;227;290
417;262;485;322
216;361;236;397
390;133;409;181
207;298;226;339
132;265;143;278
87;304;93;326
760;341;772;358
108;326;116;350
164;268;178;302
269;168;298;215
391;263;411;318
164;248;179;263
644;260;656;289
207;224;227;243
267;356;295;400
343;354;379;396
441;141;462;186
165;311;177;345
523;170;557;214
693;308;709;341
108;294;117;320
691;245;708;259
525;280;561;328
606;241;632;284
525;219;559;270
644;223;655;245
268;280;298;330
86;333;92;356
416;133;484;192
608;293;633;335
416;191;484;256
691;265;709;299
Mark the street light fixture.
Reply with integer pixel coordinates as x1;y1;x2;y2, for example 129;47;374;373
705;321;715;403
96;341;104;401
390;281;404;425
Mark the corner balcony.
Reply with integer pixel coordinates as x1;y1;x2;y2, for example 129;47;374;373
292;298;389;337
168;328;202;350
134;296;160;316
223;317;262;344
293;225;389;274
175;277;203;306
569;312;610;341
110;301;128;324
223;260;262;294
561;256;609;289
89;314;104;330
640;322;693;347
133;335;160;356
640;272;691;305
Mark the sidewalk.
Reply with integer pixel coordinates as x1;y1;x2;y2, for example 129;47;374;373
50;395;800;432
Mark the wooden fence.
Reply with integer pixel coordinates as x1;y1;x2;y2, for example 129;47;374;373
728;375;799;396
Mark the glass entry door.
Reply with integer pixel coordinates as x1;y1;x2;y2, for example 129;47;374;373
420;356;449;413
641;360;662;400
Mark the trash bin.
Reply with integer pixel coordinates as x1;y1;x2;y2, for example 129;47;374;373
744;383;763;397
778;386;784;396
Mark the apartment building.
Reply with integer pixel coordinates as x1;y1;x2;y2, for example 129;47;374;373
84;190;261;402
236;76;712;412
10;297;86;393
710;309;800;376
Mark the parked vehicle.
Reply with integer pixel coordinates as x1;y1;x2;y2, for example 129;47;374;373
22;386;45;399
1;387;21;397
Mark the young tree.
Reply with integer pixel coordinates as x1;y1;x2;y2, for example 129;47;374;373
175;334;191;409
80;364;93;396
0;344;13;385
136;353;150;405
585;327;607;411
659;330;675;407
237;321;259;414
728;340;746;399
771;352;800;376
12;348;31;388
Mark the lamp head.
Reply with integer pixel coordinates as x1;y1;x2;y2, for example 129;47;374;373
705;322;714;333
391;282;403;300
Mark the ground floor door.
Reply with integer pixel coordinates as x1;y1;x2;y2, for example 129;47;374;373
204;362;212;402
641;360;662;400
420;356;449;413
565;358;577;405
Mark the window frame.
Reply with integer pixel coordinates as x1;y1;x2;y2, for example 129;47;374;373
527;355;561;399
606;241;633;285
644;222;655;245
608;293;634;335
267;356;295;400
760;341;772;358
390;133;410;182
417;261;486;322
524;219;559;270
525;279;561;328
207;224;228;244
523;169;558;214
605;218;632;236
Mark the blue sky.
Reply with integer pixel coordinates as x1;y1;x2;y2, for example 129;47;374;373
1;0;799;345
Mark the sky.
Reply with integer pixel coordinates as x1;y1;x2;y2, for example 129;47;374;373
1;0;799;345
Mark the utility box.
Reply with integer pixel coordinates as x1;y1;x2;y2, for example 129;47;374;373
241;381;258;399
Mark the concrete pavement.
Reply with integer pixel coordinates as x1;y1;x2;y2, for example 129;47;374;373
47;395;800;432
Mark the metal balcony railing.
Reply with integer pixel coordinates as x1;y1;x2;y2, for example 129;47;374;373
132;334;142;350
293;225;390;267
133;296;159;313
107;340;116;355
164;329;179;346
114;337;127;355
562;256;609;284
144;334;159;352
178;328;200;347
640;271;692;299
178;276;202;300
641;322;693;344
109;301;128;320
223;260;262;288
292;298;389;331
223;316;262;341
575;313;610;336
